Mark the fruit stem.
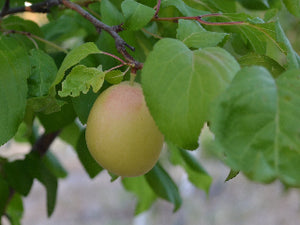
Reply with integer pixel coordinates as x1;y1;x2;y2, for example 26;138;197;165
130;72;136;85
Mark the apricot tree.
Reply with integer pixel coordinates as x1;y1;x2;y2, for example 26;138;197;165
0;0;300;223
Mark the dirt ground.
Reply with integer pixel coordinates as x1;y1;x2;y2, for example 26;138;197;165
2;140;300;225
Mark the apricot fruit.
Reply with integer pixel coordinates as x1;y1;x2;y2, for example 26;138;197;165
85;81;164;177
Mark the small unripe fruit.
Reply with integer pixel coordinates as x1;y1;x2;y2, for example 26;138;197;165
85;81;164;177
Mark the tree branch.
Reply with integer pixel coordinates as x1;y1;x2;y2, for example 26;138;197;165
32;130;61;157
0;0;61;17
61;0;143;70
0;0;143;70
154;0;161;18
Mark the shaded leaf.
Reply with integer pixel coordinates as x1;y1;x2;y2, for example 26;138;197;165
183;0;236;12
177;20;227;48
42;151;68;178
59;122;82;148
142;38;240;150
105;70;124;84
122;176;157;215
161;0;208;16
28;49;58;97
101;0;124;25
121;0;156;30
145;164;182;211
26;153;58;216
275;21;300;69
0;176;10;216
283;0;300;17
238;53;285;78
225;170;240;182
238;0;270;10
6;193;23;225
2;16;43;37
72;89;100;125
3;160;33;196
38;103;76;133
76;131;103;178
27;95;65;114
216;13;286;55
168;142;212;193
212;66;300;186
0;36;30;146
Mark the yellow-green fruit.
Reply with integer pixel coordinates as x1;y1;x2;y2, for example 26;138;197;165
85;81;164;177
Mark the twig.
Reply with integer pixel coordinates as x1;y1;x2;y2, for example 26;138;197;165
61;0;143;69
100;51;127;64
2;29;68;53
0;0;61;18
153;14;245;26
154;0;161;18
32;130;61;157
141;28;162;39
105;64;126;73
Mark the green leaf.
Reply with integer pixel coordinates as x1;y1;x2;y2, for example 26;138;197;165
27;95;65;114
28;49;58;97
42;151;68;179
225;170;240;182
2;16;43;36
76;131;103;178
183;0;236;12
161;0;208;16
42;13;96;47
59;122;81;148
26;153;58;216
122;176;157;215
0;176;10;216
52;42;102;87
101;0;124;26
238;0;270;9
72;89;100;125
59;65;105;97
105;70;124;84
238;53;285;78
142;38;240;150
38;103;76;133
145;164;182;212
121;0;156;30
0;36;30;146
3;160;33;196
282;0;300;17
168;142;212;193
199;124;216;156
6;193;23;225
211;66;300;186
275;21;300;69
216;14;285;55
177;20;228;48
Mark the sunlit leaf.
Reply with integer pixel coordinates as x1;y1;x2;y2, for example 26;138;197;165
142;38;239;149
58;65;105;97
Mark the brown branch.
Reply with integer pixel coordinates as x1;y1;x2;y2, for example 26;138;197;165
153;14;245;26
0;0;61;18
61;0;143;70
0;0;143;70
154;0;161;18
32;130;61;157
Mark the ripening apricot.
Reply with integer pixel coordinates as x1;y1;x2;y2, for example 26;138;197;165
85;81;164;177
